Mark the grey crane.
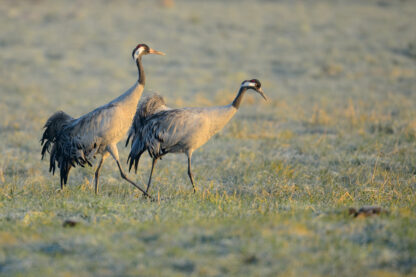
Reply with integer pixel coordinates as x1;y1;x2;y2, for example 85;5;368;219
126;79;267;195
41;43;165;196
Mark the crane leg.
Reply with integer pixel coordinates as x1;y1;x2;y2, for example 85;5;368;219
187;154;196;193
94;152;109;195
107;144;151;198
146;158;158;193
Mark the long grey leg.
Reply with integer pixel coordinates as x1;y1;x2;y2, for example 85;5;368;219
146;158;158;193
107;144;150;197
187;153;196;193
94;152;109;194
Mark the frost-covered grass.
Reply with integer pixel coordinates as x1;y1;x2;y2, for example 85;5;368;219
1;0;416;276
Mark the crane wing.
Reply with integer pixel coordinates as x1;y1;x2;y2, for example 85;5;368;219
46;104;116;184
126;94;170;147
126;94;171;172
128;109;193;172
142;109;200;157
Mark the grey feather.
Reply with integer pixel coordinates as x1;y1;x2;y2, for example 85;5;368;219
41;105;118;185
126;94;171;172
126;93;169;148
41;111;74;159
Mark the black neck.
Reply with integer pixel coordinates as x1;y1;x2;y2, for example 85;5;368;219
136;55;145;85
232;87;248;109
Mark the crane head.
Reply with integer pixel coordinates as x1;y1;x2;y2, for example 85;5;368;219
241;79;267;101
132;44;165;60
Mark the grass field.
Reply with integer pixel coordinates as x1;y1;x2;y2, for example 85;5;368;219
1;0;416;276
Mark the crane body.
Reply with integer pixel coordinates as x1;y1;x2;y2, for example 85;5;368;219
41;44;164;196
127;79;267;195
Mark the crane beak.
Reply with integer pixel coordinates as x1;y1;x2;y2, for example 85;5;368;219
148;48;165;56
257;87;268;101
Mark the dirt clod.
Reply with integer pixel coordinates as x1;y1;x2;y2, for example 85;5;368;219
348;206;387;218
62;219;78;227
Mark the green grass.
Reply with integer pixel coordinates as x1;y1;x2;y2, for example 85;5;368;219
1;0;416;276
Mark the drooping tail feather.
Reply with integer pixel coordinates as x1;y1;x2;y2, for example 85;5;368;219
60;162;72;189
41;111;93;186
41;111;74;159
126;94;170;172
126;94;168;147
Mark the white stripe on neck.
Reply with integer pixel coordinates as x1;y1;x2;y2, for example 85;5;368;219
133;47;145;60
242;81;256;88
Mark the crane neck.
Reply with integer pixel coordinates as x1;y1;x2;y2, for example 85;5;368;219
109;56;145;108
136;55;145;86
231;87;248;109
